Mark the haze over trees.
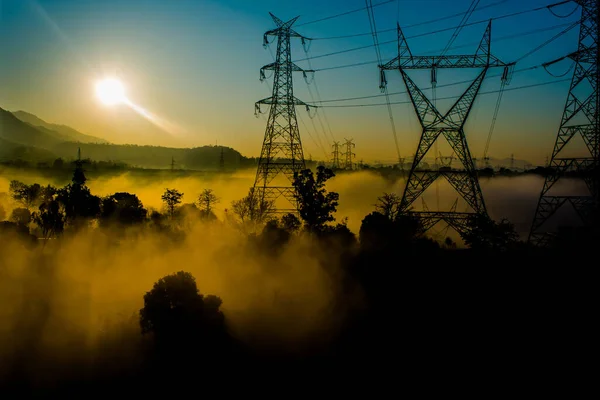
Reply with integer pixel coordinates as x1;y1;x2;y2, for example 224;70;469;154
0;162;592;394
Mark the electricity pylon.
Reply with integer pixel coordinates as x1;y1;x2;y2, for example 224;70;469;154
252;13;314;214
380;21;511;237
219;147;225;171
529;0;599;246
331;141;341;169
343;138;355;170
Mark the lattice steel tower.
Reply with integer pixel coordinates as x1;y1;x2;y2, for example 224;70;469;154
343;138;355;170
331;141;341;169
529;0;599;246
252;13;313;214
380;22;510;237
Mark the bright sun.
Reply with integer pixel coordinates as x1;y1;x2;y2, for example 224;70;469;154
95;78;126;106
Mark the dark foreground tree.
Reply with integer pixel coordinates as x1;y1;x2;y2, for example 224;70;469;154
197;189;219;220
140;271;225;343
161;188;183;218
32;200;65;240
9;180;42;210
100;192;147;226
56;183;101;225
359;211;426;251
229;189;274;229
10;207;31;226
463;215;519;252
293;166;339;233
374;192;402;220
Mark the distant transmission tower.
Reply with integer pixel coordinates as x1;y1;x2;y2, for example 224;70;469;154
331;141;341;169
342;138;355;170
380;21;510;238
529;0;599;246
219;147;225;171
510;154;515;170
171;156;175;171
252;13;314;214
73;147;86;186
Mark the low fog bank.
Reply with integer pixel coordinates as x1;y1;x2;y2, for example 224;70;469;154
0;166;591;390
1;167;586;239
0;218;354;384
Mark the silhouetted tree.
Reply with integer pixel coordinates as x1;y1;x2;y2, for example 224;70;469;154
256;219;292;252
359;211;424;251
100;192;147;226
319;218;357;248
230;189;274;228
10;207;31;226
139;271;225;343
149;209;167;231
375;192;402;220
0;220;35;245
57;183;101;224
32;200;65;240
0;203;5;221
280;213;301;233
175;203;201;220
161;188;183;218
52;157;64;169
443;237;457;249
9;180;42;210
72;159;87;186
39;185;58;204
463;215;519;252
293;166;339;233
197;189;219;219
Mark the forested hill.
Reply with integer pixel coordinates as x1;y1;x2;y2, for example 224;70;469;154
50;142;255;170
1;106;255;170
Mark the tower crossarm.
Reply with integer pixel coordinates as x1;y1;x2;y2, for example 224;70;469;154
255;96;313;108
261;61;314;74
264;13;308;41
380;21;507;72
381;54;505;70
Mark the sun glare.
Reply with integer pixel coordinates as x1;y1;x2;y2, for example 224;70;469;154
96;78;126;106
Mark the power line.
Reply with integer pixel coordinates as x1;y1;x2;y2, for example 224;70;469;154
301;50;337;143
314;21;574;71
440;0;481;57
296;0;395;27
310;0;567;40
513;20;578;63
309;58;563;104
293;1;575;62
311;77;572;108
366;0;402;164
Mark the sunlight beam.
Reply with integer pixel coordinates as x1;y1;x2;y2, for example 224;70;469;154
94;77;186;136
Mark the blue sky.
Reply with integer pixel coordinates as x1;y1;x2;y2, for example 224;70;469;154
0;0;583;164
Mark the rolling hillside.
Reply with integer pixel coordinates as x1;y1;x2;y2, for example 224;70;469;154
1;106;253;170
12;110;109;144
0;107;63;149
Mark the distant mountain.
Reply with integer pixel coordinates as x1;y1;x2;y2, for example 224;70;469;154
0;107;63;149
12;110;109;144
1;106;253;170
